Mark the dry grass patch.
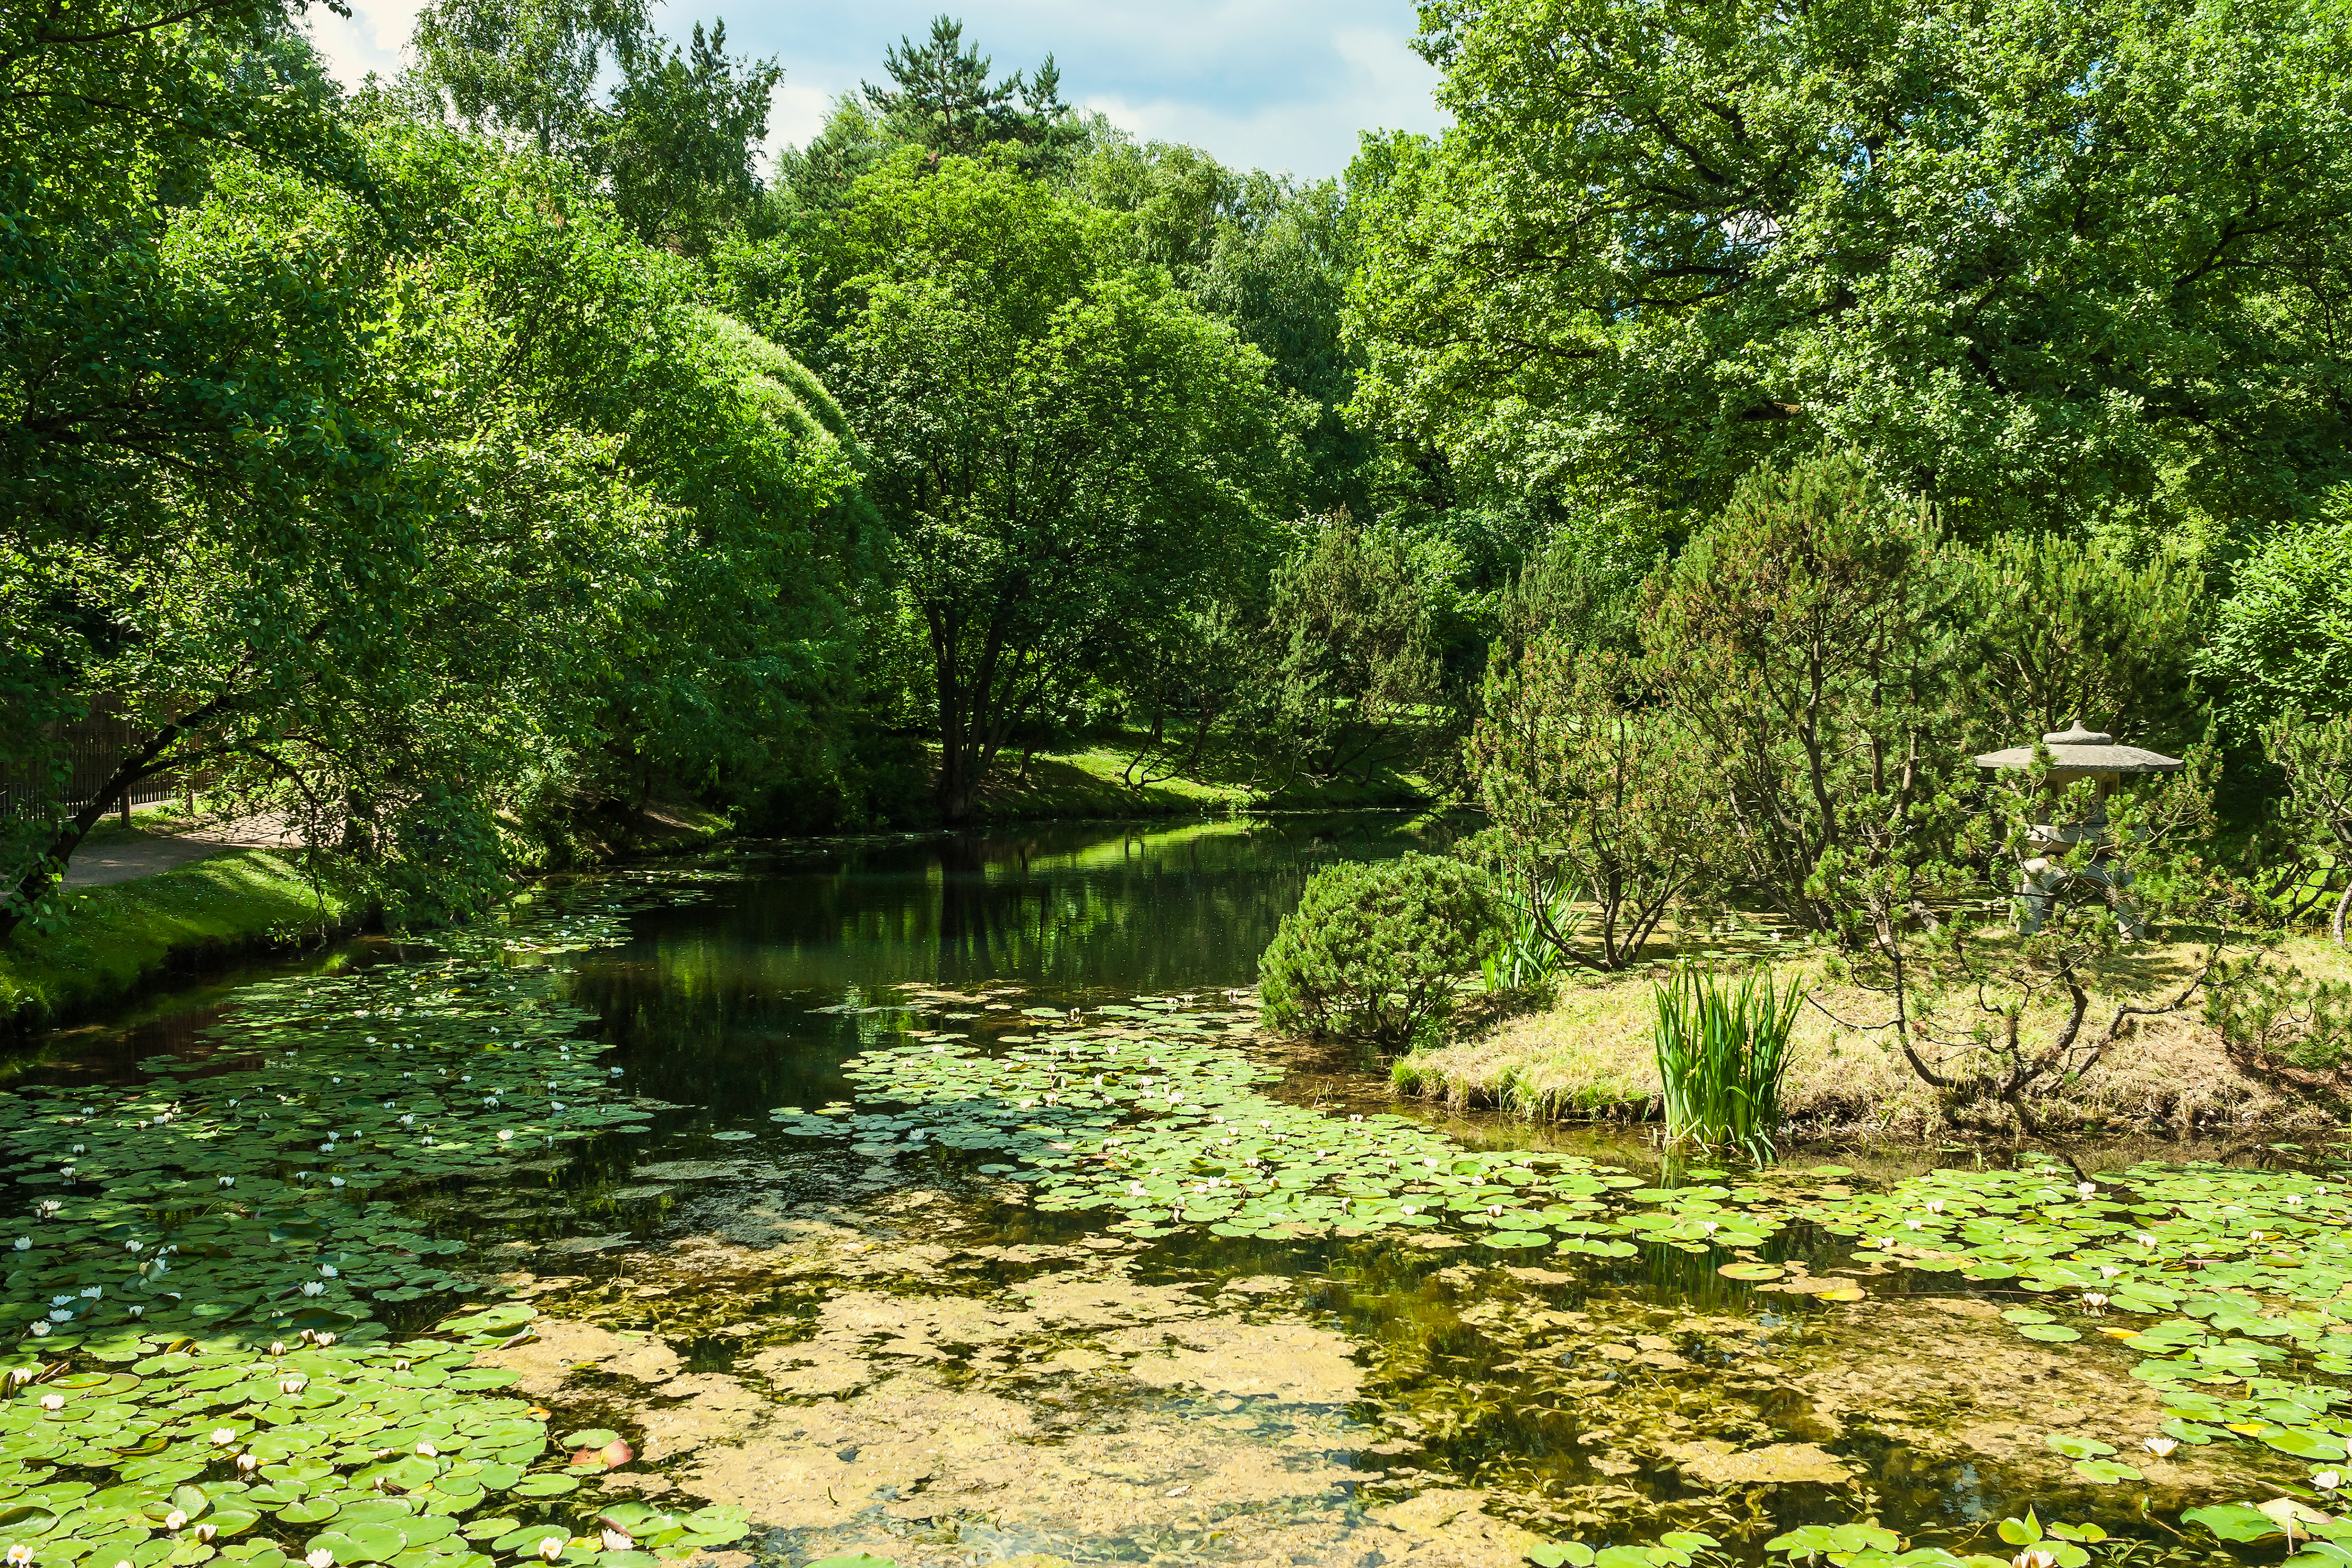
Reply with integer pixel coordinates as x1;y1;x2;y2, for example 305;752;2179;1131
1396;937;2352;1140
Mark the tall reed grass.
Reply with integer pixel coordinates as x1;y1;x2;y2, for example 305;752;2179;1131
1481;885;1582;992
1651;963;1803;1159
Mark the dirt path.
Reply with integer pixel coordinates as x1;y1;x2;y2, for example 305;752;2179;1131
59;811;297;890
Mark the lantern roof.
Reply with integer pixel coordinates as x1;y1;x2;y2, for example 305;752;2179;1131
1973;720;2184;775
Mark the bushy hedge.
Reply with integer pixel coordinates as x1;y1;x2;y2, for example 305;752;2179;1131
1258;853;1495;1052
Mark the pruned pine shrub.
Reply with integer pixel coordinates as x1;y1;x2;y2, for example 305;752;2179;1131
1258;854;1495;1053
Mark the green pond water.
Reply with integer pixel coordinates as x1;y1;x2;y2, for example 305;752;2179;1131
5;815;2350;1568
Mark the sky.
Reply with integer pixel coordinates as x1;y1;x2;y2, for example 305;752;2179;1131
302;1;1451;182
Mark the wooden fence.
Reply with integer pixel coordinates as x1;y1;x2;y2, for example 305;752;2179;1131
0;710;198;825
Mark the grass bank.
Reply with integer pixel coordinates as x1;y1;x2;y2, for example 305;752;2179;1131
965;744;1429;823
3;746;1426;1038
1;845;369;1036
1394;935;2352;1142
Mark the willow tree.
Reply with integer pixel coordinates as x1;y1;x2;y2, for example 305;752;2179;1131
819;152;1297;821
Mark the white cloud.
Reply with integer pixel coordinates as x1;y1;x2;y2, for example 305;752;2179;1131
1077;24;1442;178
305;0;425;86
769;79;836;151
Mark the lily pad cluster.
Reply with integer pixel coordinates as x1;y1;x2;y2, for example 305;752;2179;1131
2;892;748;1568
1531;1510;2137;1568
820;992;2352;1486
827;999;1660;1242
1;909;665;1350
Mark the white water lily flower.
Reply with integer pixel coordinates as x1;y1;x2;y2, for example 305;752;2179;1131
2143;1437;2177;1458
280;1376;308;1394
600;1531;632;1552
79;1287;99;1299
535;1538;565;1563
211;1429;238;1445
319;1264;338;1278
26;1323;47;1338
329;1178;345;1188
399;1115;413;1125
45;1310;68;1324
8;1546;34;1566
2014;1550;2056;1568
236;1452;258;1473
610;1067;623;1076
35;1200;59;1218
2316;1470;2343;1491
126;1306;143;1318
496;1131;514;1142
9;1240;24;1252
39;1395;62;1411
1925;1199;1944;1214
218;1176;235;1188
2083;1292;2109;1311
163;1512;187;1532
316;1332;336;1347
1905;1219;1924;1230
415;1440;437;1457
2076;1182;2097;1198
306;1551;335;1568
300;1282;325;1297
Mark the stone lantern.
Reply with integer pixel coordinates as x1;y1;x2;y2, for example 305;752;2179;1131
1972;720;2184;935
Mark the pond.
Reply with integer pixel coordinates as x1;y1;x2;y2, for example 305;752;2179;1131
3;815;2346;1568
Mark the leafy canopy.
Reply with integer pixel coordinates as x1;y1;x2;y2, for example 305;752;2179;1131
1348;0;2352;537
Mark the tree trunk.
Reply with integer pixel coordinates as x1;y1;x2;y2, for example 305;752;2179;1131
1;716;209;944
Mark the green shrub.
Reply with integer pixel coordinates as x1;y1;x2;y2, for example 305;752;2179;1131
1258;853;1495;1051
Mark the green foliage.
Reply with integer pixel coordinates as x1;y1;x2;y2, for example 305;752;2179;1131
859;14;1078;173
1348;0;2352;536
1257;854;1495;1052
818;151;1297;820
1645;450;1952;934
0;849;366;1032
2264;710;2352;940
1256;519;1444;787
1958;533;2210;755
1471;640;1720;969
5;61;871;936
406;0;779;253
2204;495;2352;737
2206;958;2352;1076
1651;965;1803;1159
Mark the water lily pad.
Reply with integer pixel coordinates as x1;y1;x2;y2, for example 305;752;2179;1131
1716;1262;1783;1281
